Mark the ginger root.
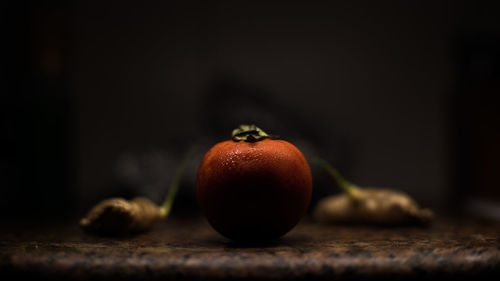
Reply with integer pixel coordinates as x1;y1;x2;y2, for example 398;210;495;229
80;197;166;235
80;148;193;236
313;159;434;225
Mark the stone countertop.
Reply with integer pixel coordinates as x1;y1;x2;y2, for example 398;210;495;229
1;218;499;280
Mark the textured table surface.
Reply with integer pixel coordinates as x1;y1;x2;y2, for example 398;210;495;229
1;217;500;280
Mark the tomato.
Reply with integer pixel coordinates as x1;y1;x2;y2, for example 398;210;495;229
196;125;312;241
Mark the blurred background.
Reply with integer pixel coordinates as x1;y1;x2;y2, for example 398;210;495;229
2;0;499;220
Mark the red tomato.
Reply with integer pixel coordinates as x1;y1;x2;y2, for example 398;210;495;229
196;126;312;241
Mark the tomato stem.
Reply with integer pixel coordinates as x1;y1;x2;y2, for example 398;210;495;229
312;158;359;198
159;148;195;217
232;124;280;142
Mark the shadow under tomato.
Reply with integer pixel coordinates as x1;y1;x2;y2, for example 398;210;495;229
200;233;312;249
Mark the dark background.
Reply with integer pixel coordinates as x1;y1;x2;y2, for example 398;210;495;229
2;0;499;220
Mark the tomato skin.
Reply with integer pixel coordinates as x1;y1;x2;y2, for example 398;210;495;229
196;138;312;241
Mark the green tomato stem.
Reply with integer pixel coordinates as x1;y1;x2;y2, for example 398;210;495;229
231;124;280;142
312;158;359;198
159;148;195;218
